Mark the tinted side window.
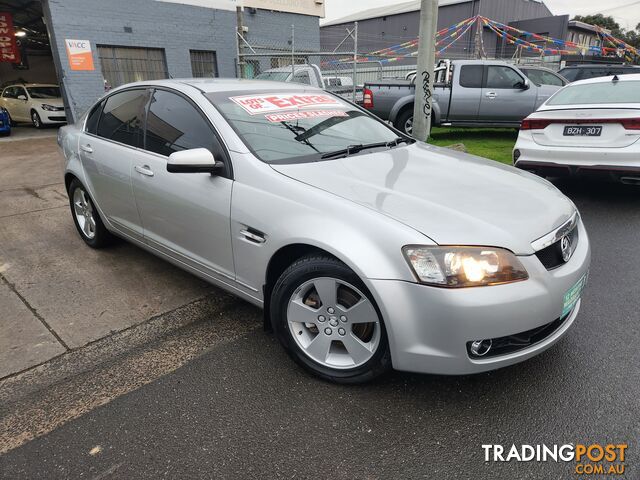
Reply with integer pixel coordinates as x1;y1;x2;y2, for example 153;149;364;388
85;100;104;134
96;89;148;147
2;88;13;98
486;66;525;89
559;68;579;82
459;65;483;88
15;87;26;98
145;89;225;160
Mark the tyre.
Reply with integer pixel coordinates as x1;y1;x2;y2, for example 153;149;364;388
68;178;114;248
31;110;42;129
7;112;16;127
270;255;391;383
394;108;414;136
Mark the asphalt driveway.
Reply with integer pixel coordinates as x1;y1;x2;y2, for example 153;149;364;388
1;166;638;478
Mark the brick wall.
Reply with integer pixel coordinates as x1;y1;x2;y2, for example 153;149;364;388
44;0;319;120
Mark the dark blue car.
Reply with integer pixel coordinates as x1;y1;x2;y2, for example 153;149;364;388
0;106;11;136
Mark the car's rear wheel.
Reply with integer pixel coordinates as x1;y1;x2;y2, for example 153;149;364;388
394;108;413;136
68;178;114;248
31;110;42;129
271;255;391;383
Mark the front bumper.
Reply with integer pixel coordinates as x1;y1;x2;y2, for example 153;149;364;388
37;106;66;124
369;219;591;375
513;132;640;180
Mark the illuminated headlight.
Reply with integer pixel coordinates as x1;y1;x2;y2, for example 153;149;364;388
403;246;528;287
41;104;58;111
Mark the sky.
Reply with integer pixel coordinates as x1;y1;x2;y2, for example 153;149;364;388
323;0;640;30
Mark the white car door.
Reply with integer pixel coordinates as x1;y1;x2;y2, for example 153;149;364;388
13;86;30;122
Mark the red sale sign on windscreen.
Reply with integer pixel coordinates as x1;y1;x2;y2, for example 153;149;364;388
231;94;344;115
0;12;21;64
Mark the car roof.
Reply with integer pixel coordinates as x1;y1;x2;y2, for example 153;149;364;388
568;72;640;86
258;65;312;73
110;78;321;94
560;64;640;70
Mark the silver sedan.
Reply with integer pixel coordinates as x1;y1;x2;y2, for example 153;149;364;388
58;79;591;383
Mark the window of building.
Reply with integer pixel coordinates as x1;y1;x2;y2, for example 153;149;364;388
96;89;149;148
190;50;219;78
98;46;168;89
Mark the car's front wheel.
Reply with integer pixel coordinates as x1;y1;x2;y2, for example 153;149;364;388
271;255;391;383
68;178;114;248
31;110;42;129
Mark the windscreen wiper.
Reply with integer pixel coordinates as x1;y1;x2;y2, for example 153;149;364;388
320;137;416;160
320;142;389;160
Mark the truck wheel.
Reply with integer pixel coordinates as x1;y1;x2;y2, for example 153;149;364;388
270;255;391;383
394;109;414;136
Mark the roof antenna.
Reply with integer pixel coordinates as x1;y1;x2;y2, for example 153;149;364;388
612;75;619;83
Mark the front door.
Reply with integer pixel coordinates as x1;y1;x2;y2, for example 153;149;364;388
132;88;235;282
80;88;149;240
479;65;536;123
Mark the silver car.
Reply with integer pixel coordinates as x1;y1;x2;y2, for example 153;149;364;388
58;79;591;383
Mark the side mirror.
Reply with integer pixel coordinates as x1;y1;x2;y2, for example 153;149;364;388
520;78;531;90
17;94;27;101
166;148;224;175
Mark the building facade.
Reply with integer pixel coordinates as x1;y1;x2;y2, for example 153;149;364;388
0;0;323;121
320;0;553;61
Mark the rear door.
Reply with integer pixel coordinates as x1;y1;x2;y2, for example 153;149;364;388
80;88;150;240
132;88;235;281
479;65;536;123
447;64;482;122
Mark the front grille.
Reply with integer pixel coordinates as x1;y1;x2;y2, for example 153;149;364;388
467;312;570;359
535;226;578;270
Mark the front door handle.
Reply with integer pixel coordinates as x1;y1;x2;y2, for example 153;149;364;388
485;92;497;99
135;165;154;177
80;144;93;153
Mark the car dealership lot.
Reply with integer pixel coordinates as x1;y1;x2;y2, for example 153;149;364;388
1;136;639;478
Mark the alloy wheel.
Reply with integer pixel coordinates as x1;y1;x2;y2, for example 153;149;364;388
73;188;96;239
286;277;381;369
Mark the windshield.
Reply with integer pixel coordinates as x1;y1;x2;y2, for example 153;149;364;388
26;86;60;99
254;71;291;82
207;90;404;163
546;80;640;105
557;68;579;82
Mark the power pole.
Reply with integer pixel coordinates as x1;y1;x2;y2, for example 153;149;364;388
412;0;439;142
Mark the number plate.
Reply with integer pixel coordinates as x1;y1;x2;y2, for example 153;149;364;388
563;126;602;136
562;273;588;318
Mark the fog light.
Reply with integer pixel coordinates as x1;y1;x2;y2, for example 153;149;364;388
470;339;492;357
513;149;521;164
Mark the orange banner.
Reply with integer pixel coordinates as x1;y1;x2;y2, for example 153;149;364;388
65;39;95;71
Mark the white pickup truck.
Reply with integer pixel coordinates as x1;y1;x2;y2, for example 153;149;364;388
255;64;362;102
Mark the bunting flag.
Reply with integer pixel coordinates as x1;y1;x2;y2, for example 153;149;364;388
323;15;638;66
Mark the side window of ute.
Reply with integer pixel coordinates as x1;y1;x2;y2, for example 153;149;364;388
459;65;483;88
144;89;226;162
485;66;525;89
96;89;148;148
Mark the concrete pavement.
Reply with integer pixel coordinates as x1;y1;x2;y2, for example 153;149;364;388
0;136;215;377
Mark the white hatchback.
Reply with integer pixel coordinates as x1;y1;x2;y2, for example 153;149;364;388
514;74;640;184
0;84;66;128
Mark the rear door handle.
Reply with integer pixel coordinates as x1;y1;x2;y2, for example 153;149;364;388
135;165;154;177
80;144;93;153
485;92;497;99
